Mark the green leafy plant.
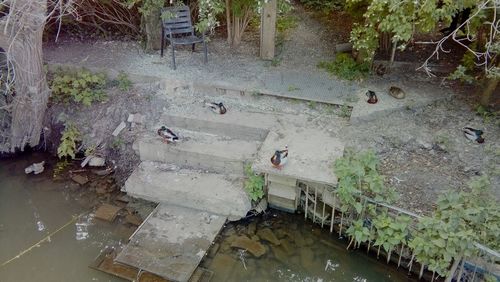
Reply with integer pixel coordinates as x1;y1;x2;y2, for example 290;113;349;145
346;218;372;249
111;137;124;150
57;123;81;159
372;213;410;262
408;176;499;278
318;53;370;81
299;0;344;12
448;65;475;84
53;160;70;179
116;71;132;91
244;164;265;201
288;85;300;91
50;69;107;106
338;104;351;118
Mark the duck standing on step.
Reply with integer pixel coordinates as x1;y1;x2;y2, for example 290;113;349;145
157;126;179;144
463;127;484;143
366;90;378;104
205;102;227;115
271;145;288;170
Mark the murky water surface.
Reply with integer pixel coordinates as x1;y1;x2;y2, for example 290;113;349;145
1;154;415;282
0;153;128;282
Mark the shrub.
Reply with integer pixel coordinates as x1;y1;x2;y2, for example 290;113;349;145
116;71;132;91
57;123;80;159
244;164;265;201
50;69;107;106
317;53;370;81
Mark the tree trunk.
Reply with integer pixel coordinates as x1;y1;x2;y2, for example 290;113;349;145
3;0;50;152
225;0;232;45
479;76;499;107
142;8;162;52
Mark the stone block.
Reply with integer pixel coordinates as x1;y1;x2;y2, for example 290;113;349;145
267;174;297;187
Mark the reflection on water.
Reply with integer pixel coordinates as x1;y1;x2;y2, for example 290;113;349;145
202;211;416;282
0;153;128;282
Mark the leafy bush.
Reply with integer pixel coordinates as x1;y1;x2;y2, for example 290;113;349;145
50;69;107;106
116;71;132;91
317;53;370;81
57;123;80;159
299;0;345;12
244;164;265;201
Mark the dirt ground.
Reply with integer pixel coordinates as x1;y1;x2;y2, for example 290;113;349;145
42;1;499;216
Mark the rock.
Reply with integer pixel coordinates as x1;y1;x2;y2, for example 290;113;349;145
280;239;294;255
230;235;267;257
211;254;237;281
417;138;432;150
127;113;145;124
112;121;126;136
271;245;289;264
247;221;257;235
389;86;406;99
257;228;281;246
292;230;306;247
299;247;315;270
71;174;89;185
24;161;45;175
125;214;142;226
89;156;106;167
94;204;122;222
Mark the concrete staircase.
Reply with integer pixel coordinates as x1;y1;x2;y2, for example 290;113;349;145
124;111;270;220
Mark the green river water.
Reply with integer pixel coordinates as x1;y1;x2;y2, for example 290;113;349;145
0;153;416;282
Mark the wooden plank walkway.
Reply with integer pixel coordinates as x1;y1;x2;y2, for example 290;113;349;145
115;203;226;282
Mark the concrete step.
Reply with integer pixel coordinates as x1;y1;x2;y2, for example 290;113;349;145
123;161;251;220
134;128;261;174
159;110;270;142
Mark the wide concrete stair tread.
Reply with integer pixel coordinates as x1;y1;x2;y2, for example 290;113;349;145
123;162;251;220
135;128;260;174
159;110;272;141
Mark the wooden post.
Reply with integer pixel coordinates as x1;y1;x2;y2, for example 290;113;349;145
260;0;277;60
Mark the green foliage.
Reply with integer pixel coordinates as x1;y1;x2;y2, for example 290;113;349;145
50;69;107;106
372;213;410;255
475;105;498;124
111;137;124;150
124;0;165;16
287;85;300;91
244;164;265;201
317;53;370;81
117;71;132;91
346;219;371;248
448;65;475;84
345;0;479;63
53;160;70;179
299;0;344;12
277;14;298;34
338;104;351;118
334;149;398;213
409;175;499;277
57;123;81;159
196;0;225;33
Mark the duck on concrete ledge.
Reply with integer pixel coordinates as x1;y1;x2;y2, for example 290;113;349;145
157;126;179;144
271;145;288;170
205;102;227;115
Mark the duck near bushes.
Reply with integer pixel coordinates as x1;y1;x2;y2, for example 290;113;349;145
366;90;378;104
205;102;227;115
271;145;288;170
463;127;484;143
157;126;179;144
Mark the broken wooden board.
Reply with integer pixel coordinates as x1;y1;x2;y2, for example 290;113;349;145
95;204;122;222
115;203;226;282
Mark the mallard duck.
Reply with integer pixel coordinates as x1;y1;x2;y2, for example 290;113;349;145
389;86;406;99
205;102;227;115
463;127;484;143
366;90;378;104
157;126;179;143
270;145;288;170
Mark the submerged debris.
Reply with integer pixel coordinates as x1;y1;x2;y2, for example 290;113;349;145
25;161;45;175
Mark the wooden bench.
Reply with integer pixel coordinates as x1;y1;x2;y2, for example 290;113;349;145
160;5;208;70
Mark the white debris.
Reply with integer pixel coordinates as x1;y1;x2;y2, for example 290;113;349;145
25;161;45;175
127;113;144;124
89;156;106;167
112;121;126;136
